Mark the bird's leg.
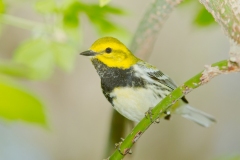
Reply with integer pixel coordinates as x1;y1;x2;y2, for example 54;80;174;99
164;110;171;120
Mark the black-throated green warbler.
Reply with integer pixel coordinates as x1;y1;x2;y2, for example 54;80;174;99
80;37;215;127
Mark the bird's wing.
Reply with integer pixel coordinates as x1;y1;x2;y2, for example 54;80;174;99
136;61;177;91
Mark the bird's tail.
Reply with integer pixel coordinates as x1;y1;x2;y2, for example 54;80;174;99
175;104;216;127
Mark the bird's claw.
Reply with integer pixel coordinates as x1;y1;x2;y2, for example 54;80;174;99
164;111;171;120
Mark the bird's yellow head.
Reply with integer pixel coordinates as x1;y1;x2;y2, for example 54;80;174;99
80;37;138;69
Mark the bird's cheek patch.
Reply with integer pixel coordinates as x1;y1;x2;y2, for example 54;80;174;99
96;54;111;60
114;53;127;61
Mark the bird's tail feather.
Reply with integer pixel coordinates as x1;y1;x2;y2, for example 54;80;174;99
175;104;216;127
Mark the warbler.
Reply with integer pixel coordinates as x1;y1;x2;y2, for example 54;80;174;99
80;37;215;127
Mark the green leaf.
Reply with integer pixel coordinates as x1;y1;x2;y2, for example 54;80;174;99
0;61;32;79
0;0;5;13
0;79;46;125
82;4;127;34
63;1;81;28
179;0;193;6
14;38;55;79
98;5;126;15
63;1;126;34
85;4;125;16
99;0;111;7
35;0;57;14
194;6;216;26
89;16;116;32
14;38;78;79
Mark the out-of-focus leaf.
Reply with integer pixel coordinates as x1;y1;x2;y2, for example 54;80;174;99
51;42;77;71
88;16;117;32
0;79;46;125
194;6;216;26
99;5;126;15
14;39;55;79
63;1;81;28
0;61;32;79
179;0;217;28
179;0;192;6
89;16;127;35
0;0;5;13
84;4;126;16
82;4;127;34
14;38;77;79
35;0;57;14
99;0;111;7
63;1;127;34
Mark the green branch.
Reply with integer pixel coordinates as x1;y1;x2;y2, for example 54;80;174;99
108;60;240;159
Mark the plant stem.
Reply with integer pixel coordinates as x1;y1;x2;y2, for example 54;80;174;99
199;0;240;65
104;111;128;158
108;60;240;160
130;0;182;60
199;0;240;44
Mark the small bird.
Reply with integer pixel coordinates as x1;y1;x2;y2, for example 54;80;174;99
80;37;215;127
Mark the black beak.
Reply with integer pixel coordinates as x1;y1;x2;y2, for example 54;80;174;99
80;50;97;56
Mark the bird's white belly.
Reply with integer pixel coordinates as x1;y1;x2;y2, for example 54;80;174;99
110;86;162;122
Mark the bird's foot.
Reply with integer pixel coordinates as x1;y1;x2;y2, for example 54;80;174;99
164;110;171;120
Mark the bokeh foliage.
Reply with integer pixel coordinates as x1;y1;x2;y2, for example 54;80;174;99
0;79;46;125
0;0;238;159
0;0;126;125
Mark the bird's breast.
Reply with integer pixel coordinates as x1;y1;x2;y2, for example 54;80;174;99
110;86;163;122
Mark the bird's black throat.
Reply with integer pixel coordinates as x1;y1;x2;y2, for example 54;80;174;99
91;58;146;104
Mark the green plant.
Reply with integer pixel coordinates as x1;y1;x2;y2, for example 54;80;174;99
0;0;127;125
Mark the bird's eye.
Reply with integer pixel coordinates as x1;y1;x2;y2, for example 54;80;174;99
105;47;112;53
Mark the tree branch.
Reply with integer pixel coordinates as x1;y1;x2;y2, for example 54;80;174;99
108;60;240;160
130;0;182;60
199;0;240;65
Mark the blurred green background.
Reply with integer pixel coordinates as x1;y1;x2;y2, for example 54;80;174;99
0;0;240;160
